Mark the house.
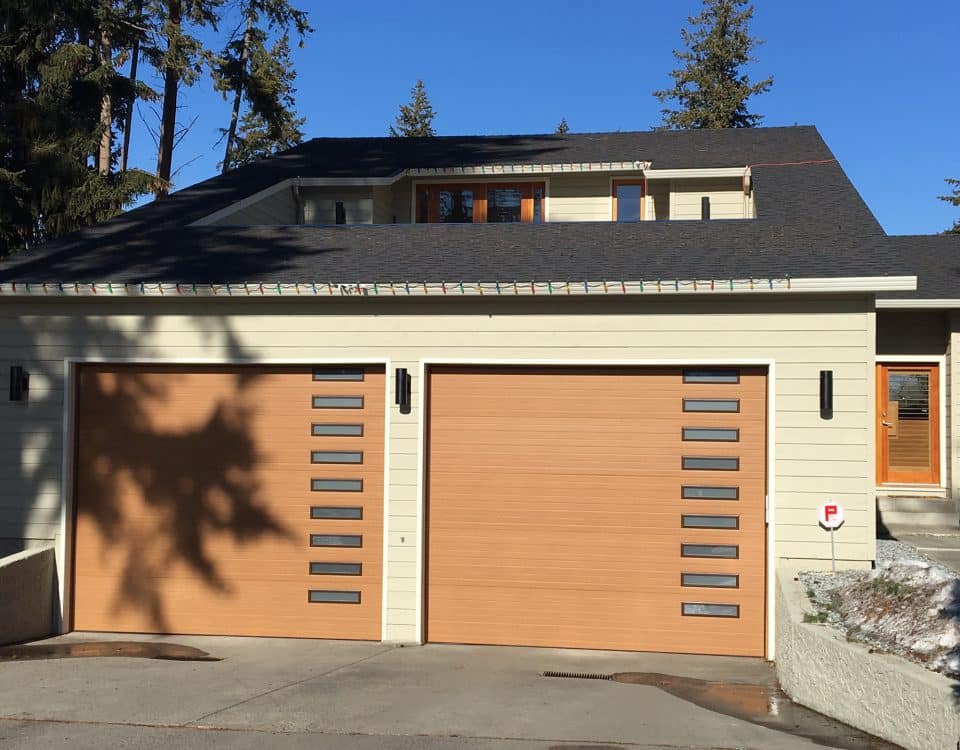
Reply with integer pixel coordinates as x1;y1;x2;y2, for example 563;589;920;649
0;125;956;660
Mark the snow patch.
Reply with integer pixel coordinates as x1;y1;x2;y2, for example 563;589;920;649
800;540;960;677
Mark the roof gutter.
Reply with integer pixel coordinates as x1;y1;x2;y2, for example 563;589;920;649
875;298;960;309
0;276;917;299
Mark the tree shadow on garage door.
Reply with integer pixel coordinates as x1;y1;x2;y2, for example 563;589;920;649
3;305;295;633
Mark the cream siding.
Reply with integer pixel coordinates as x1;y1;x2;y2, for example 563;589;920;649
647;180;670;221
206;186;297;225
301;187;374;224
548;173;612;221
0;295;875;642
670;177;749;220
391;179;413;224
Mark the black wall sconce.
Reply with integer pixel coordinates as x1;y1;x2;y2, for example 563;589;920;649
819;370;833;419
395;367;411;414
9;365;29;402
701;196;711;220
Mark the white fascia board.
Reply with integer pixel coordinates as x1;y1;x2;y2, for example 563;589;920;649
0;276;917;299
406;161;651;176
643;167;749;180
875;298;960;309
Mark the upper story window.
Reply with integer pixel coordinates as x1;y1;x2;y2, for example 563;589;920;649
612;179;645;222
416;183;545;223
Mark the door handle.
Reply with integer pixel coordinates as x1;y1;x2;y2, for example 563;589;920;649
881;421;894;427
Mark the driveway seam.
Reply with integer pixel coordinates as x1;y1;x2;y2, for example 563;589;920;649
182;646;395;727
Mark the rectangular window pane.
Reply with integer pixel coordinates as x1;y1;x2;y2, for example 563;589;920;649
311;479;363;492
682;602;739;618
682;514;739;529
682;485;739;500
309;590;361;604
682;428;739;442
682;456;739;471
312;423;364;437
439;189;474;223
683;399;740;413
682;573;739;588
616;184;642;222
682;544;739;559
487;187;523;223
313;396;364;409
312;368;364;381
310;506;363;520
533;186;544;224
683;369;740;384
310;562;362;576
311;451;363;464
310;534;362;547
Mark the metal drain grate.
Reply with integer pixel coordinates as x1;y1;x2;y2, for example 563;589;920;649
541;670;613;680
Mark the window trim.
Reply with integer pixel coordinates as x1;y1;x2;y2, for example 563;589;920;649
413;179;549;224
612;178;646;222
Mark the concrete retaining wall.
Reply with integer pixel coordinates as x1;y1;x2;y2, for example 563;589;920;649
0;544;56;645
776;568;960;750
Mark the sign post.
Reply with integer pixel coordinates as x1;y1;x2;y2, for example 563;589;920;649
818;502;845;572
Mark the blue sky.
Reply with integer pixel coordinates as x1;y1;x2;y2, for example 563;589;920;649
128;0;959;235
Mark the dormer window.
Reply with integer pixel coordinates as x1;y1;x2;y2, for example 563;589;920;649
416;183;545;223
612;179;645;222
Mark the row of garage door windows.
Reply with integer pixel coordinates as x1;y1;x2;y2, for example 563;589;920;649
305;367;746;618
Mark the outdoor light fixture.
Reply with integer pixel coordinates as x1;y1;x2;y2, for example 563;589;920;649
701;196;711;220
395;368;411;414
9;365;29;402
819;370;833;420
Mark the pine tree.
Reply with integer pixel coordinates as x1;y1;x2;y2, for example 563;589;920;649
144;0;225;195
653;0;772;129
389;80;436;137
939;179;960;235
210;0;310;173
0;1;153;255
219;34;305;170
555;117;569;135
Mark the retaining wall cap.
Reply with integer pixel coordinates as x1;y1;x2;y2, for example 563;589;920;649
0;544;55;567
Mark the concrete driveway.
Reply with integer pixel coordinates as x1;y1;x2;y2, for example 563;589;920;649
0;633;891;749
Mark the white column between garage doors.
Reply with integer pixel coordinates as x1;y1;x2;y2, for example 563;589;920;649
56;357;393;640
413;358;777;658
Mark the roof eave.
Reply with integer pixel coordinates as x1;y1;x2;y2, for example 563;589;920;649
0;276;918;299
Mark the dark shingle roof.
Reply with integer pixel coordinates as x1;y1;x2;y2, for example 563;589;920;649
879;234;960;299
0;126;914;285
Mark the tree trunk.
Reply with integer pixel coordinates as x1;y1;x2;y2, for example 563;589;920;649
221;15;253;174
120;0;142;174
97;26;112;176
155;0;182;195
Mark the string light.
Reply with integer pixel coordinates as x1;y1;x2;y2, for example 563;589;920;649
0;278;803;297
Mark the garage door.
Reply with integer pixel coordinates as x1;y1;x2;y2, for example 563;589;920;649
426;366;766;656
73;364;384;639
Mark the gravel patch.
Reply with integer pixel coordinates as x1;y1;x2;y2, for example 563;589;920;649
799;539;960;677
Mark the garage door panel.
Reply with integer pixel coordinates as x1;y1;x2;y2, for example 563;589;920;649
73;364;384;640
426;366;765;656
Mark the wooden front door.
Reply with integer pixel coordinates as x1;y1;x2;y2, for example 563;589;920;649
877;363;940;485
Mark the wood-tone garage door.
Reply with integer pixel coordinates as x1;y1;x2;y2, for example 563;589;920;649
426;366;766;657
72;364;384;639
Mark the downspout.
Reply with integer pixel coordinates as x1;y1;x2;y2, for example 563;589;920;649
292;177;304;224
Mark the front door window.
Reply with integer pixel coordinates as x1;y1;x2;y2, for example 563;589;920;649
878;364;940;485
